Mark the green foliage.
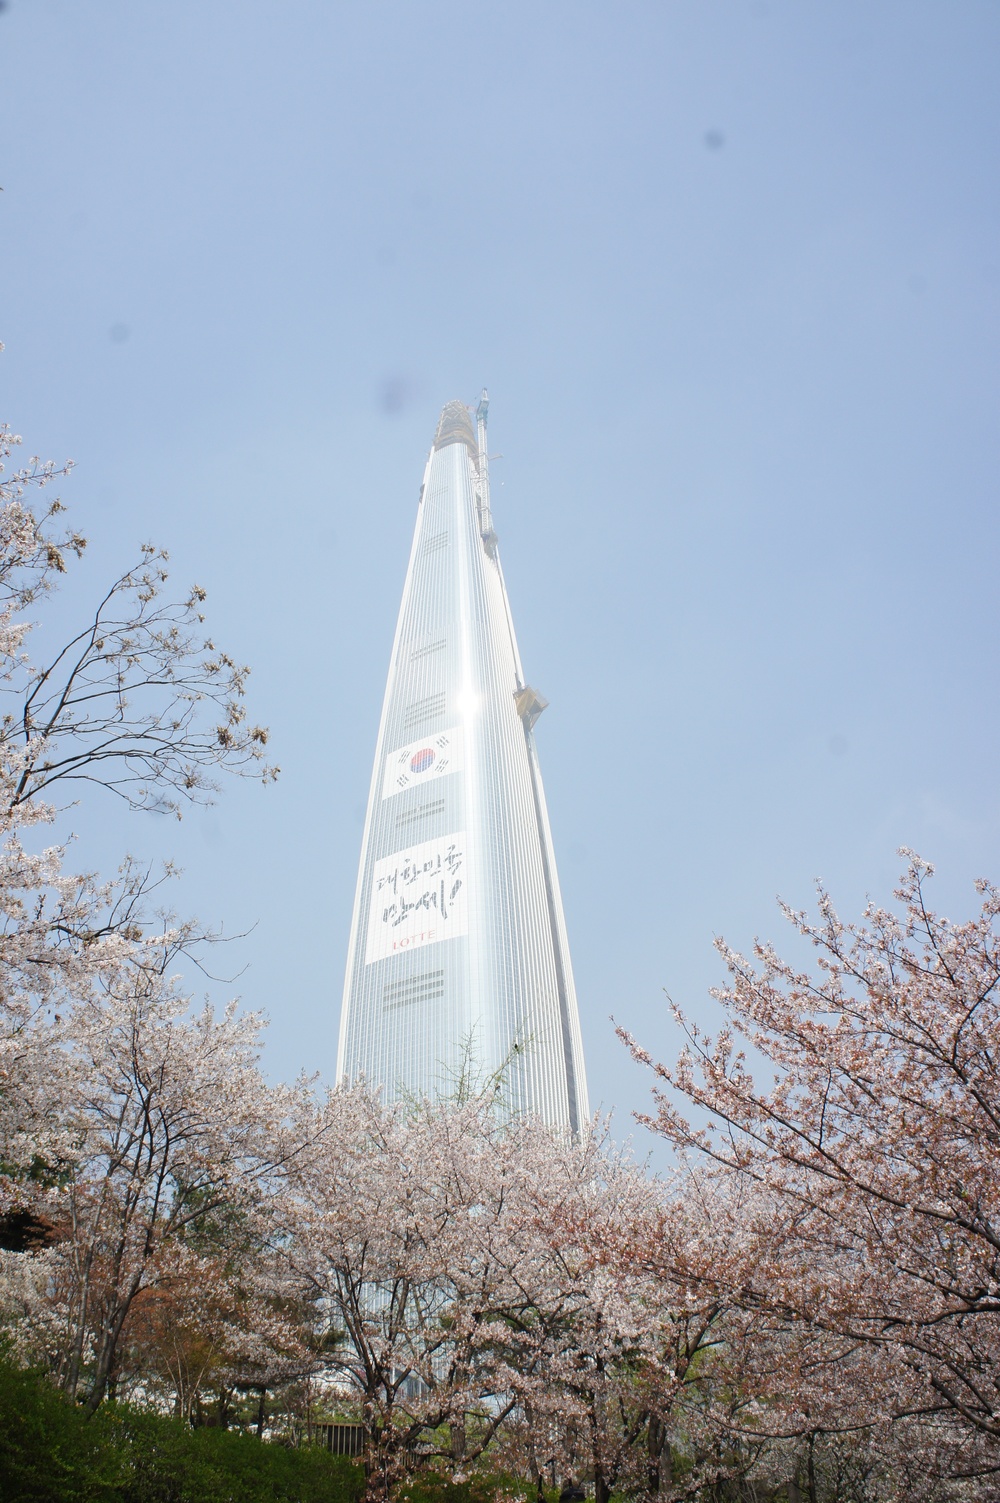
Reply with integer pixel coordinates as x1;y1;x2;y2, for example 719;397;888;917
106;1409;364;1503
0;1355;364;1503
0;1358;118;1502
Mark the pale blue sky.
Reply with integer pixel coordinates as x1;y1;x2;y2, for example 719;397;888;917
2;1;998;1145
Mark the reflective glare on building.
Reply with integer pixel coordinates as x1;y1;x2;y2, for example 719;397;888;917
336;396;589;1133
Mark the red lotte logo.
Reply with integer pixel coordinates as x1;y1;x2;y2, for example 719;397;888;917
410;748;436;775
393;930;436;951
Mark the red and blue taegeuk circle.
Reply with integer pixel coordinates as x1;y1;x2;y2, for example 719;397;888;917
410;748;436;774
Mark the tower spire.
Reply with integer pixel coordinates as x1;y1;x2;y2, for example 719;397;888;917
474;388;498;557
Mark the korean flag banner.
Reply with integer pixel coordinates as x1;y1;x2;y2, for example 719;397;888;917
381;726;464;799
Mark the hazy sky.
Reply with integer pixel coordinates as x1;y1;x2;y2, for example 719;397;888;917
2;1;998;1151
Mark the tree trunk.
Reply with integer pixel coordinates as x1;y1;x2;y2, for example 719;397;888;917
256;1385;267;1438
647;1415;666;1494
83;1265;146;1413
451;1418;466;1462
362;1424;404;1503
64;1242;97;1400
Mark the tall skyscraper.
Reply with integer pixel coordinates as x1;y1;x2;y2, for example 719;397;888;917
337;396;589;1132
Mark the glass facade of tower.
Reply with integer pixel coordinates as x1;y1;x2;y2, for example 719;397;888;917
336;400;589;1133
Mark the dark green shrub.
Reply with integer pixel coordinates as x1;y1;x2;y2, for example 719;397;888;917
0;1353;363;1503
0;1357;118;1502
109;1409;363;1503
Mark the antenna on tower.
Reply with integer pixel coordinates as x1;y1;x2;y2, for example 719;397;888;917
475;388;496;552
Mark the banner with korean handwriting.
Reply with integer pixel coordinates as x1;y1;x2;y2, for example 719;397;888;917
365;831;468;963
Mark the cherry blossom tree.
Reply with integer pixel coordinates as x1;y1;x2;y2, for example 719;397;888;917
286;1088;535;1500
483;1128;672;1503
18;938;301;1412
523;1159;815;1503
119;1239;311;1426
0;414;288;1417
622;854;1000;1485
0;414;277;1216
287;1083;776;1503
0;419;276;819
